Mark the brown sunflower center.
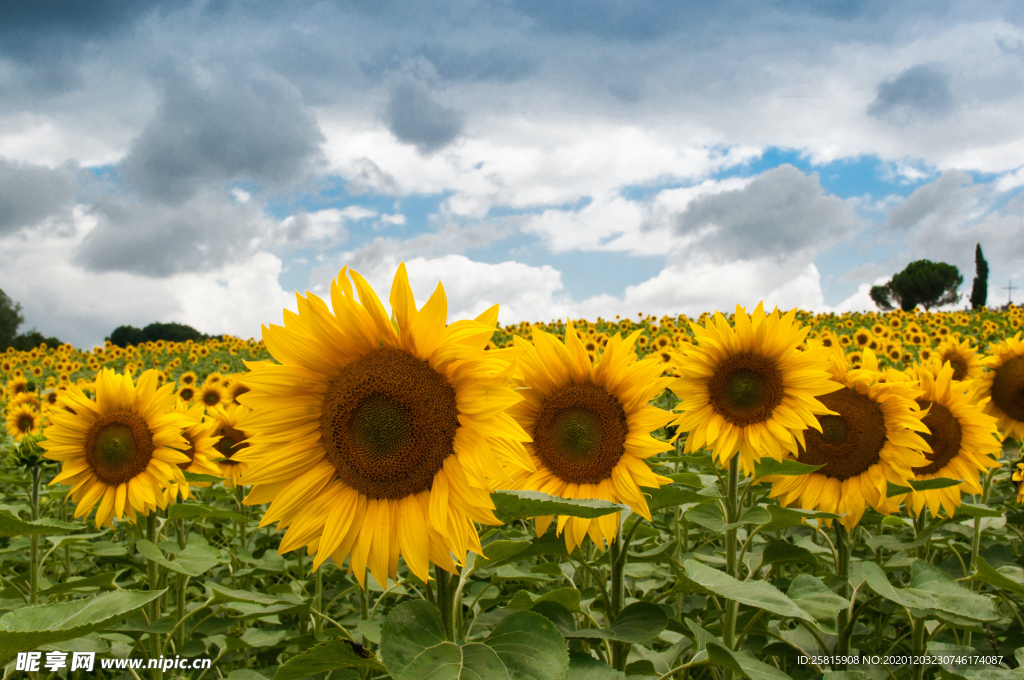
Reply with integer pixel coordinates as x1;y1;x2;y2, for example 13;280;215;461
707;354;783;426
533;382;627;484
215;423;248;464
202;389;221;406
912;400;962;475
991;355;1024;423
321;348;458;500
17;414;36;432
85;411;154;485
179;387;195;401
798;387;887;481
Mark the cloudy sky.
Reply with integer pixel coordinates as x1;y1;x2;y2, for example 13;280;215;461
2;1;1023;348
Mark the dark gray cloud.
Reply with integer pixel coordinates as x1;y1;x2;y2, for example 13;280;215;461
673;164;862;259
119;67;325;203
886;170;979;231
384;81;464;153
75;190;272;276
0;157;78;234
867;63;955;124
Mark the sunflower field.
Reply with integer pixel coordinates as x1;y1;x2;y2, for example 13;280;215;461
2;264;1024;680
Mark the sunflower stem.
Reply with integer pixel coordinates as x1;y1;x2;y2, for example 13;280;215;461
911;615;926;680
609;519;627;671
835;522;852;665
314;565;324;636
177;519;187;651
146;512;161;677
29;465;41;605
723;455;740;680
434;566;455;642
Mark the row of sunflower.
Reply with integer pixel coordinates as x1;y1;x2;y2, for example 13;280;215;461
1;265;1022;679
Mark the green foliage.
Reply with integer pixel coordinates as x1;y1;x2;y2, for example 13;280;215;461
8;329;61;351
107;321;210;347
0;288;24;349
871;259;964;311
970;243;989;309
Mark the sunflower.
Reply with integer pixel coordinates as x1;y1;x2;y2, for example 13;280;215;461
508;323;674;552
933;336;985;382
6;404;41;440
669;304;840;473
197;382;227;408
172;401;223;485
887;362;1001;518
39;369;191;528
208;403;252;487
6;376;28;396
233;263;533;588
767;348;931;529
179;371;198;387
176;384;196;403
1014;463;1024;504
978;332;1024;440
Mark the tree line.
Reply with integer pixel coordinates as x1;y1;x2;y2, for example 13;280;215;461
869;244;989;311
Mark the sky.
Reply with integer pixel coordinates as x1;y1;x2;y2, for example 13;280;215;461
2;0;1023;349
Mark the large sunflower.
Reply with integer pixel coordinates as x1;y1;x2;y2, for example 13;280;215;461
670;303;840;473
234;264;533;588
39;369;191;528
887;362;1001;518
977;333;1024;440
933;337;985;382
768;348;931;529
6;403;41;440
508;323;675;553
168;401;223;498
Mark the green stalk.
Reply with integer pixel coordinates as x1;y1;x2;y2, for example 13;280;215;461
314;566;324;636
911;615;926;680
609;527;627;671
176;518;187;651
29;466;41;604
434;566;455;641
835;522;852;664
723;455;740;672
965;468;995;647
146;513;161;677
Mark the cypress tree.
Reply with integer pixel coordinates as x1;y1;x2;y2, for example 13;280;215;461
970;243;988;309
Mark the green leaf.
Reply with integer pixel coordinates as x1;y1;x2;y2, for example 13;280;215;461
761;542;817;568
136;539;219;577
0;589;164;665
507;587;582;613
628;540;679;563
379;600;569;680
182;471;224;483
274;638;386;680
565;653;626;680
38;570;123;596
752;459;823;478
886;478;963;497
678;560;812;622
786;575;849;634
0;510;78;537
684;504;769;532
686;620;793;680
491;490;627;523
823;672;874;680
758;505;842;533
861;561;1000;622
644;483;721;511
564;602;668;644
970;555;1024;598
206;583;303;607
953;504;1004;519
168;502;247;522
239;628;288;648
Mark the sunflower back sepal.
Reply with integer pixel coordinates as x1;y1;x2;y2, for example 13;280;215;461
886;477;964;497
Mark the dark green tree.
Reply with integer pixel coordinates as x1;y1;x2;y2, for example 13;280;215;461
107;321;209;348
870;259;963;311
0;288;24;349
970;243;988;309
10;329;61;351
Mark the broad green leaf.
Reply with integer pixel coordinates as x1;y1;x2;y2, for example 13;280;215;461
752;459;823;478
787;575;849;634
38;570;122;596
823;672;873;680
685;620;792;680
953;503;1003;519
0;510;78;537
206;583;303;606
668;472;704;487
679;560;812;622
861;561;999;622
684;504;768;532
491;490;626;523
865;526;935;552
532;602;576;637
479;538;531;564
274;638;385;680
239;628;288;648
380;600;569;680
628;540;679;563
758;505;842;533
644;483;721;511
0;589;164;665
565;653;626;679
136;539;219;577
182;472;224;483
970;555;1024;597
168;502;246;522
507;587;582;613
886;478;963;497
564;602;668;644
761;542;817;568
